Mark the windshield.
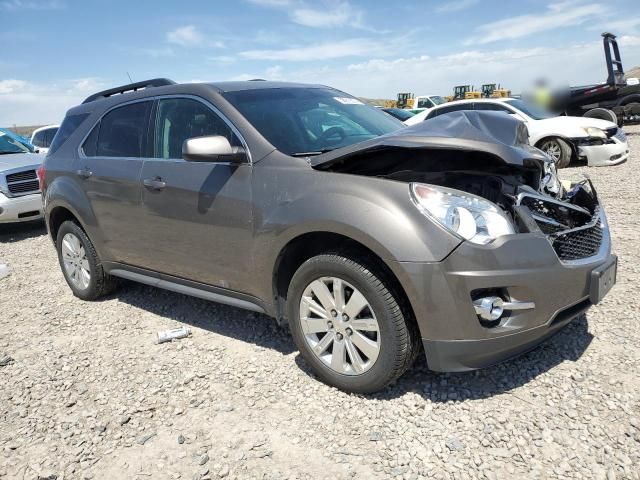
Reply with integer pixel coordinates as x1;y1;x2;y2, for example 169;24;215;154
431;96;447;106
505;99;554;120
0;130;32;154
223;87;404;155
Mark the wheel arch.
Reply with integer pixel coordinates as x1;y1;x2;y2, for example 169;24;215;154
616;93;640;106
534;135;578;160
44;175;103;253
271;231;418;330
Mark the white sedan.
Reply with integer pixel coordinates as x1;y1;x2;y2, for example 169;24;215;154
404;98;629;168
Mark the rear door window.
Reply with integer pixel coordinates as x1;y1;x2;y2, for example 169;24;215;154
430;103;473;118
32;130;46;147
474;103;511;113
48;113;89;155
96;102;152;158
43;128;58;147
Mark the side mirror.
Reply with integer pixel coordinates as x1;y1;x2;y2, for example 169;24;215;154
182;136;246;163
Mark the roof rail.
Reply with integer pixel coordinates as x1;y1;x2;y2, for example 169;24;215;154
82;78;176;104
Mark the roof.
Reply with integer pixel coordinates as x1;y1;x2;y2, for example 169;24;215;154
31;124;60;134
206;80;327;93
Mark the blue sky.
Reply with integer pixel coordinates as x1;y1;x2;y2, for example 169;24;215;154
1;0;639;125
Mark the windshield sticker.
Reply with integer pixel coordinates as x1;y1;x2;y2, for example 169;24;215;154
334;97;364;105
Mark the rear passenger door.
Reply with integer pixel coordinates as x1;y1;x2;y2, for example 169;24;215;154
77;100;152;265
138;96;253;291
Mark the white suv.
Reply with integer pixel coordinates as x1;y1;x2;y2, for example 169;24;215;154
30;124;59;154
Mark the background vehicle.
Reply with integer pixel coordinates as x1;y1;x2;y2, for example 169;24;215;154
481;84;511;98
43;79;615;393
30;124;60;154
0;129;44;223
561;33;640;126
395;93;446;110
405;98;629;168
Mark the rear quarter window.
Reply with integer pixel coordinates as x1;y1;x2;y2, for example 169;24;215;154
48;114;89;155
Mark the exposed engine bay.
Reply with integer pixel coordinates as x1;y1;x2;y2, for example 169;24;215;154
312;111;604;261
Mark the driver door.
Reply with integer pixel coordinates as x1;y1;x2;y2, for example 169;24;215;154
137;97;253;291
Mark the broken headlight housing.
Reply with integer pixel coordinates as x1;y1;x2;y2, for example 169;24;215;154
582;127;607;139
410;183;515;245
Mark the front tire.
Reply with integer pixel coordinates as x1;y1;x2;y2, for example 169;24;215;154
287;253;419;394
56;220;117;300
539;137;572;168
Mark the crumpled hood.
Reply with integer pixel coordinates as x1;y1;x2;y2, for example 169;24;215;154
311;110;550;169
0;153;44;172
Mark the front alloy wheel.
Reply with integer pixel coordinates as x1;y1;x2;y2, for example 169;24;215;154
300;277;381;375
539;137;572;168
287;253;420;394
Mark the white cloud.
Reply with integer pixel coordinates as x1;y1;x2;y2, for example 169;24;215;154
166;25;225;49
240;38;389;61
590;16;640;35
167;25;205;47
0;80;28;94
248;0;370;30
291;2;363;28
0;78;107;126
266;35;640;99
465;1;606;45
436;0;479;13
0;0;64;10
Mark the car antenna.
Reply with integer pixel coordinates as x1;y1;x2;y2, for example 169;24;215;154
126;72;134;83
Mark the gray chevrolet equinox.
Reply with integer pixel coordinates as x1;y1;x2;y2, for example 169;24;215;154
41;78;617;393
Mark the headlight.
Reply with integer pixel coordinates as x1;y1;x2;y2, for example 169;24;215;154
583;127;606;139
410;183;515;245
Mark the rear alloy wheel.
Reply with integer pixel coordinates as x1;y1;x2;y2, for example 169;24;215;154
56;220;117;300
539;137;572;168
287;253;419;393
61;233;91;291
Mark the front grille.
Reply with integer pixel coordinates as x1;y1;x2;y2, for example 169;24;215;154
552;223;603;261
518;193;604;262
5;169;40;196
6;170;37;182
8;181;40;194
605;127;617;138
614;129;626;142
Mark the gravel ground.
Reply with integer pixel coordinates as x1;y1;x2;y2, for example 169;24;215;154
1;126;639;480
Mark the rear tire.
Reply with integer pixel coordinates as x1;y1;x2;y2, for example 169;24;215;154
56;220;117;300
287;253;419;394
539;137;572;168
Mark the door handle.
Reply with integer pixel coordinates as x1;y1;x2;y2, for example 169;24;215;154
76;168;92;179
143;177;166;190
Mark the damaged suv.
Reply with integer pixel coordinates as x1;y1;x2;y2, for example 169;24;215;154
42;79;617;393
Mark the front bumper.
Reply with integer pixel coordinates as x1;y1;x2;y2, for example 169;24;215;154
578;138;629;167
394;224;615;372
0;191;43;223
